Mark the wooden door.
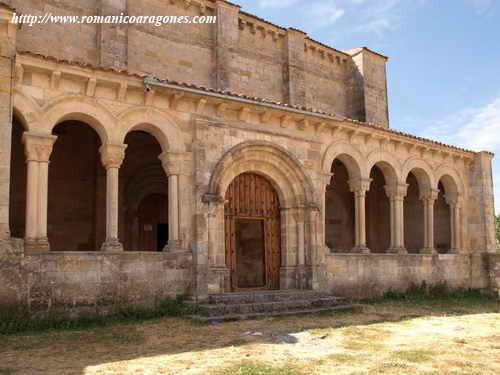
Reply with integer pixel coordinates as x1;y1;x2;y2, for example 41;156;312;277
224;173;281;291
138;194;168;251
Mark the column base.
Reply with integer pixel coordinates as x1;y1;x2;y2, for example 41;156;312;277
420;247;437;255
448;248;462;254
351;245;371;254
163;240;183;252
0;224;10;240
101;239;123;252
37;237;51;252
387;247;407;254
24;237;40;252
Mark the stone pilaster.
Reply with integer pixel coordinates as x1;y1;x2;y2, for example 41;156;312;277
420;189;439;254
468;152;496;253
98;0;128;69
385;183;408;254
345;48;389;128
349;178;372;253
0;5;16;240
215;0;240;91
100;143;127;252
284;28;307;107
22;132;58;252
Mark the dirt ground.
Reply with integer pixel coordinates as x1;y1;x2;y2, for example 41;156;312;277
0;299;499;375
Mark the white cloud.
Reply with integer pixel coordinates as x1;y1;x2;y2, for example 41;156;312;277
258;0;299;9
353;0;402;37
306;1;345;28
428;97;500;151
465;0;495;14
421;97;500;213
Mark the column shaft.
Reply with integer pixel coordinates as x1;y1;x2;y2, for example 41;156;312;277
37;160;50;250
100;143;126;252
168;174;180;247
25;160;39;247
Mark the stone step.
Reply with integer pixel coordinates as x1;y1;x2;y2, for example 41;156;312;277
191;304;354;322
207;290;344;305
197;296;347;317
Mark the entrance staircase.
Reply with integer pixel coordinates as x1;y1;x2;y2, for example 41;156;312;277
191;290;353;321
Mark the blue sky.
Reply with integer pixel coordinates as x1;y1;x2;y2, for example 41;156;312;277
234;0;500;212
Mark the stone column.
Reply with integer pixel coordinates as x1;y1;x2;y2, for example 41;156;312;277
446;193;462;253
0;5;16;240
385;183;408;254
159;151;191;251
349;178;372;253
420;189;439;254
22;132;57;252
321;172;333;251
100;144;126;252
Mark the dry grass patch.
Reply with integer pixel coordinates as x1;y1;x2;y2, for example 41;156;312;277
0;295;498;375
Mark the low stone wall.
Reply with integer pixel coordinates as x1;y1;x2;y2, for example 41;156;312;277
325;253;492;299
488;253;500;298
0;239;192;315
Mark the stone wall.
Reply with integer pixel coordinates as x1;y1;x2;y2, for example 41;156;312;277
326;253;492;299
8;0;388;126
0;239;192;314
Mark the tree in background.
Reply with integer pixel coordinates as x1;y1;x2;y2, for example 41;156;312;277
496;215;500;248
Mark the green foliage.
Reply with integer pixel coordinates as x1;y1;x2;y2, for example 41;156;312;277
496;214;500;249
212;361;305;375
379;282;495;305
0;296;194;335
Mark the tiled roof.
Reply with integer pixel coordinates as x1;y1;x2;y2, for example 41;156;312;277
0;1;15;11
18;51;479;155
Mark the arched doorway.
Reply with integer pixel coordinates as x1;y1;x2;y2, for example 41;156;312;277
137;193;168;251
120;130;168;251
224;173;281;291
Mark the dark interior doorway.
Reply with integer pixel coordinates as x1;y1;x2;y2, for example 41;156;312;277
138;193;168;251
235;218;266;289
157;223;169;252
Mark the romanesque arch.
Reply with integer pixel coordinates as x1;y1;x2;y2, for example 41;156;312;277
206;141;318;291
39;96;114;144
116;107;185;152
402;159;434;253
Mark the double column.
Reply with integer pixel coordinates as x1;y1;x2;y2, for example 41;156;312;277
348;178;371;253
100;143;127;252
23;132;57;252
420;189;439;254
385;183;408;254
159;151;190;251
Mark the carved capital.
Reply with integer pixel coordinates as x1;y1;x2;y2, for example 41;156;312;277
419;188;439;203
385;183;409;200
202;193;224;204
348;178;372;196
159;151;192;176
22;132;58;162
445;192;462;207
99;143;127;169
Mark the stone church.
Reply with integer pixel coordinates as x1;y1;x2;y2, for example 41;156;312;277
0;0;499;316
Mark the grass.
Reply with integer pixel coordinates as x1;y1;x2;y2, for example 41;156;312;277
0;296;194;335
0;289;498;374
212;361;305;375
